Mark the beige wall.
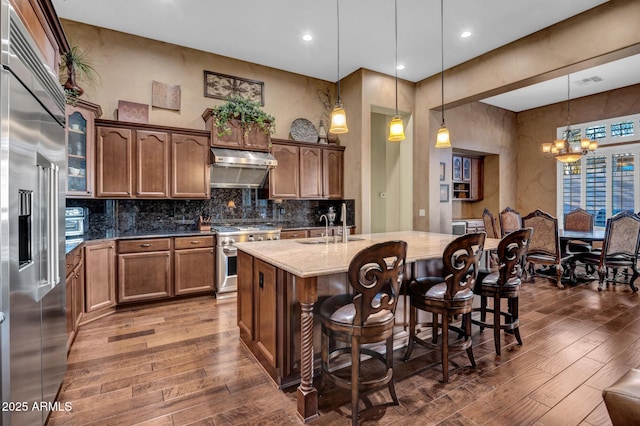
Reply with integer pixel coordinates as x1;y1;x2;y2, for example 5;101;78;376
61;20;335;136
415;0;640;232
517;83;640;217
62;0;640;232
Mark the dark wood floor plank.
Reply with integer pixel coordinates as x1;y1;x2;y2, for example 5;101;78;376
51;277;634;426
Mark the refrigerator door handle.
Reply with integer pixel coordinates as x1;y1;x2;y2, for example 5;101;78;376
49;164;59;285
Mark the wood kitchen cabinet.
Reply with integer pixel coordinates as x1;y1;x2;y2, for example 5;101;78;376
269;139;345;200
82;240;116;324
202;110;271;152
65;246;84;353
452;156;483;201
66;99;102;198
117;238;172;303
171;133;210;198
237;250;254;340
95;120;210;199
174;236;215;295
254;258;278;369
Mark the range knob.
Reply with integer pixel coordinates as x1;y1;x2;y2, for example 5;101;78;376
272;235;279;240
248;236;255;242
229;238;235;244
258;236;264;241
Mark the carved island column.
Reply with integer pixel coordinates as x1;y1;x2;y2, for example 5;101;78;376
295;275;318;423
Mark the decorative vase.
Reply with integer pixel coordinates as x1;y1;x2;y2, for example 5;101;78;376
63;63;84;97
318;120;328;144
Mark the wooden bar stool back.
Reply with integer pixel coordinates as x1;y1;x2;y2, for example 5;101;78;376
319;240;407;426
472;228;532;355
403;232;486;383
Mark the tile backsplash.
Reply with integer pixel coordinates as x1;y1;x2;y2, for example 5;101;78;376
67;189;354;236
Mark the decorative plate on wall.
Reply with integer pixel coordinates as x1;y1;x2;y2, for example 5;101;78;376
290;118;318;143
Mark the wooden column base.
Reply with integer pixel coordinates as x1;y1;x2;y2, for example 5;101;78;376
297;387;319;423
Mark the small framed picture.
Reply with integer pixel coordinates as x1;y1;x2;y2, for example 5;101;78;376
463;157;471;181
440;184;449;203
439;162;446;181
452;156;462;180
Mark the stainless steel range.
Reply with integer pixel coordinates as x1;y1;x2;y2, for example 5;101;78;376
214;225;280;297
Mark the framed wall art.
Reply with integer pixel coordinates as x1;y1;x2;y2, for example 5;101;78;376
204;71;264;105
440;184;449;203
152;80;181;111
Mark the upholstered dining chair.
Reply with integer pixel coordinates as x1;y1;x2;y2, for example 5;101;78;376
472;228;532;356
319;240;407;426
403;232;485;383
564;207;595;255
576;210;640;292
521;209;565;288
499;207;522;237
482;208;500;270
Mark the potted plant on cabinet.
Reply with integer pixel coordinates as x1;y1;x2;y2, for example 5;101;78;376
59;44;98;102
204;95;275;149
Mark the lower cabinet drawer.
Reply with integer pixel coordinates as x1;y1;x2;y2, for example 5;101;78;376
118;238;171;254
174;235;214;249
280;230;309;239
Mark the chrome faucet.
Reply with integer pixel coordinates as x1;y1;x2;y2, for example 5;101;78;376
341;202;348;243
319;214;329;243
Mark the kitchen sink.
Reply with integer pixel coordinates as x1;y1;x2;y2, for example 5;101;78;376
296;237;365;244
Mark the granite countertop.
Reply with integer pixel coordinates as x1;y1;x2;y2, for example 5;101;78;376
234;231;499;278
64;223;354;254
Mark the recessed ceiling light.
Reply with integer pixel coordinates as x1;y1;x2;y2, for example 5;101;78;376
302;34;312;41
397;64;405;70
460;31;472;38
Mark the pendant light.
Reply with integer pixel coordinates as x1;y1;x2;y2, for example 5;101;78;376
435;0;450;148
388;0;405;142
329;0;348;134
541;74;597;162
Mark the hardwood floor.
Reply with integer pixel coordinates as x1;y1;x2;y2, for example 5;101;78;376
49;276;639;425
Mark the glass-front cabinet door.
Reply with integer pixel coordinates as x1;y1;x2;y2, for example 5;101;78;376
65;100;101;197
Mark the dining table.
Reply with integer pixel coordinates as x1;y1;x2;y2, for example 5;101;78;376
558;229;606;284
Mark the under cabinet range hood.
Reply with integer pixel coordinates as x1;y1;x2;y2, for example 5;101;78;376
210;148;278;188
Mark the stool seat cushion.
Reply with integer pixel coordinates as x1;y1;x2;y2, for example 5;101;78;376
320;293;393;326
478;271;521;289
408;277;473;302
603;368;640;425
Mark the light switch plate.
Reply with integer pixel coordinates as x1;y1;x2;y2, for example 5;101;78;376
419;209;426;217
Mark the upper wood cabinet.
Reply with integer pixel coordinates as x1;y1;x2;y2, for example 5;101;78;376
95;120;210;199
202;110;271;152
66;100;102;198
452;155;483;201
171;133;210;198
269;139;345;200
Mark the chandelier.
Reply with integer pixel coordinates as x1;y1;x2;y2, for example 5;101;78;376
541;74;597;163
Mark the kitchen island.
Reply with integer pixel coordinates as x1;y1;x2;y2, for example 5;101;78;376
235;230;498;423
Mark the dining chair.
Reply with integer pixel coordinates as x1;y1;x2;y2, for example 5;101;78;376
403;232;485;383
576;210;640;292
564;207;594;255
521;209;566;288
499;207;521;237
319;240;407;425
472;228;532;356
482;208;500;270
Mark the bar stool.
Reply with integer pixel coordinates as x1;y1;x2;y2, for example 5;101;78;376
319;240;407;426
403;232;485;383
472;228;532;356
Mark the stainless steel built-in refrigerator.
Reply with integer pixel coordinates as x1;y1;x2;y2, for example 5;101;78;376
0;2;67;424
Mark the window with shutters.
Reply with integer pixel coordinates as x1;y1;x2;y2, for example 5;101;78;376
556;114;640;229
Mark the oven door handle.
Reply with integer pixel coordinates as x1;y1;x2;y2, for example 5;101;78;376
223;247;237;256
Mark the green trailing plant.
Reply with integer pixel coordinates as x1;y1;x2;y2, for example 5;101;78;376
59;44;99;100
210;95;275;137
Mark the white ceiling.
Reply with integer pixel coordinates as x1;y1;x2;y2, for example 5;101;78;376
52;0;639;112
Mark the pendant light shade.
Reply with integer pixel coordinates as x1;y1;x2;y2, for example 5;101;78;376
435;0;450;148
388;0;405;142
329;0;348;135
389;115;405;141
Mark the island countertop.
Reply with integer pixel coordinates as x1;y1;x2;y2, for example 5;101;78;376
234;230;498;278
